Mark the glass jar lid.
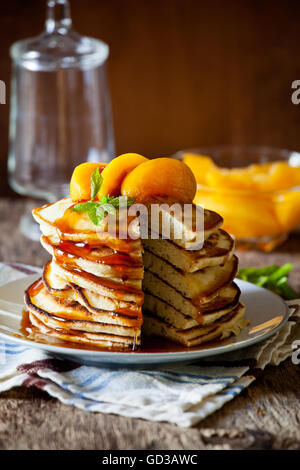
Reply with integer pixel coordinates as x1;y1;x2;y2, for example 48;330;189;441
10;0;109;71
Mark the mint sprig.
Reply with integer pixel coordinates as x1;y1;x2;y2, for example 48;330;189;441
90;168;103;201
238;264;298;300
72;168;135;225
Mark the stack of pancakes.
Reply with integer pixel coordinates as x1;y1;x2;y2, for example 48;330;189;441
24;197;246;350
142;201;246;347
24;198;144;350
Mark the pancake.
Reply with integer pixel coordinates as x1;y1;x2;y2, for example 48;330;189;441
142;229;234;272
25;278;142;329
143;271;239;320
32;198;141;251
41;235;144;280
51;259;144;304
29;311;137;350
143;303;246;347
143;251;238;300
43;260;141;317
143;283;241;328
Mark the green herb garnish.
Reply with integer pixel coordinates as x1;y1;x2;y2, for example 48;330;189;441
72;168;135;226
90;168;103;201
237;264;298;300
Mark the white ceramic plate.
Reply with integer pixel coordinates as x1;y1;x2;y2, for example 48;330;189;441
0;274;289;366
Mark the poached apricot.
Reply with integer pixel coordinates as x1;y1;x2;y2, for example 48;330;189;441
70;162;106;201
121;158;197;203
99;153;148;197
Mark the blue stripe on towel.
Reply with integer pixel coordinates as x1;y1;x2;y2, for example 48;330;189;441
87;371;131;392
158;368;238;381
5;343;22;348
5;348;29;355
148;368;238;382
138;370;234;386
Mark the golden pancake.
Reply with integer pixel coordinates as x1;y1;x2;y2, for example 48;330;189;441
143;303;246;347
29;311;138;350
25;278;142;329
41;235;144;281
143;252;238;300
43;260;141;318
143;283;241;328
142;229;234;272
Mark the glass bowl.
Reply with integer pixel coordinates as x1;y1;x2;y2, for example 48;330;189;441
175;145;300;252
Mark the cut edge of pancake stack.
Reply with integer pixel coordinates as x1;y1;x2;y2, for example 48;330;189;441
24;198;144;351
142;199;246;347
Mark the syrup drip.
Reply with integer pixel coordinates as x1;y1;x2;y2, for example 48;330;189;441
56;240;141;267
27;278;44;297
53;244;141;279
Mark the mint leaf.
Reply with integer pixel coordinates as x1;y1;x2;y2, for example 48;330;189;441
96;203;116;221
110;196;136;208
90;168;103;201
107;197;121;208
72;201;98;213
238;264;298;300
87;205;101;225
101;203;116;215
123;196;136;207
100;195;108;204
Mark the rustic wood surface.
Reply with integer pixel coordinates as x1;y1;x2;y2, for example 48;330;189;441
0;198;300;450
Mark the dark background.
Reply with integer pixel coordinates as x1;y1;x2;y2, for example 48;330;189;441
1;0;300;197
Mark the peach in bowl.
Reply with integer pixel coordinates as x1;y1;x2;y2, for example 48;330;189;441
175;146;300;251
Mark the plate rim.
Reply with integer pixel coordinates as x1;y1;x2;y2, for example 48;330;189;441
0;274;290;361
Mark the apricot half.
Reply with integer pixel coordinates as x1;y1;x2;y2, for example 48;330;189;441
99;153;148;197
121;158;197;203
70;162;106;201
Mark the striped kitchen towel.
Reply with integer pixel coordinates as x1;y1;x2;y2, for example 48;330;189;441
0;262;299;427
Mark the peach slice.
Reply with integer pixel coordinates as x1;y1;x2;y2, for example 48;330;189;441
183;154;216;185
99;153;148;197
121;158;197;203
70;162;106;201
195;160;300;192
274;190;300;232
194;189;281;238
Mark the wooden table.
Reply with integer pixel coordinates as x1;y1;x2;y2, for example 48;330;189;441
0;198;299;450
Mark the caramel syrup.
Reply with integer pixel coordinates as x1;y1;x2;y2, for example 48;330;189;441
55;261;144;300
52;244;141;279
57;240;140;266
29;275;144;323
27;278;44;297
20;310;115;351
